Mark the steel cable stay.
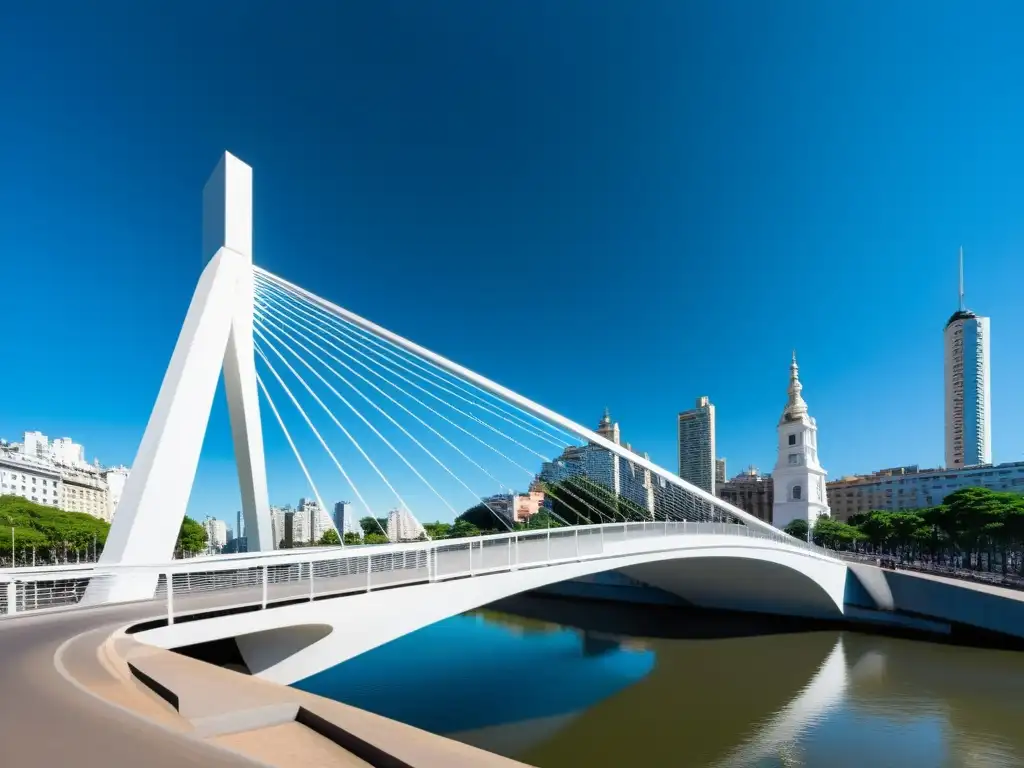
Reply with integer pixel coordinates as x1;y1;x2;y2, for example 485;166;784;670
255;319;460;523
253;269;743;529
254;331;426;540
254;309;517;533
255;343;384;540
253;292;583;516
254;300;587;529
255;272;576;448
254;273;575;451
253;296;557;494
268;282;577;453
251;266;788;534
254;284;556;466
255;290;670;527
253;367;330;528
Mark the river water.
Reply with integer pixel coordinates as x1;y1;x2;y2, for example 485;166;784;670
294;594;1024;767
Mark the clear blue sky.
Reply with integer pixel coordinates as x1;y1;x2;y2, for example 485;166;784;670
1;1;1022;523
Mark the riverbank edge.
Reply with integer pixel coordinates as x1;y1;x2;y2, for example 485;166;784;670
66;623;531;768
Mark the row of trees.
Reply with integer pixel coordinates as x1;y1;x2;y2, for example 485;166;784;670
0;495;210;563
783;487;1024;575
0;494;110;563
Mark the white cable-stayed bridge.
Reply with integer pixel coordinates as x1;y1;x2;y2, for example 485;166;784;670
5;151;1019;655
0;150;853;647
5;152;1024;768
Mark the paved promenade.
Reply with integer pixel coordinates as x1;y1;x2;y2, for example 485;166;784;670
0;601;256;768
0;595;527;768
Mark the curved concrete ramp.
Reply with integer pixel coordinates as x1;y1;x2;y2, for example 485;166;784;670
134;535;847;685
234;625;333;675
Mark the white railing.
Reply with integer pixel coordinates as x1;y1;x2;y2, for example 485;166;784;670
0;521;838;618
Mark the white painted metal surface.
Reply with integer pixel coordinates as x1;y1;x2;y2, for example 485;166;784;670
127;522;848;683
211;156;273;553
90;153;272;603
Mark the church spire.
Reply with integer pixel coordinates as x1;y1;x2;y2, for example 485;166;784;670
782;351;808;422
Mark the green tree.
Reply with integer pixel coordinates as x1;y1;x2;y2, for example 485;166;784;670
811;517;865;549
858;511;893;552
342;531;362;545
887;512;927;560
456;504;498;531
783;518;809;541
520;510;564;530
915;506;950;562
945;487;1007;570
359;516;388;538
449;519;481;538
0;495;111;563
318;528;341;546
363;532;388;545
997;494;1024;574
844;489;1024;574
177;516;208;554
422;521;452;539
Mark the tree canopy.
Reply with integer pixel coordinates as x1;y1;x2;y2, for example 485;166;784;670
318;528;341;546
359;516;388;538
783;487;1024;575
0;495;110;562
177;516;208;554
783;518;809;541
0;496;219;563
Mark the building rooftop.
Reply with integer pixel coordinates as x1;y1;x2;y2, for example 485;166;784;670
829;459;1024;485
944;309;978;329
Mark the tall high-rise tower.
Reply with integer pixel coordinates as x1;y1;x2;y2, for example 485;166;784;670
772;354;829;532
944;247;991;468
678;396;716;494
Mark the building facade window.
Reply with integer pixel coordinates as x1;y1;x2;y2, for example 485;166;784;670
792;485;802;501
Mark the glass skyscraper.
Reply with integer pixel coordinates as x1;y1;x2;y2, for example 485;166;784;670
677;396;716;494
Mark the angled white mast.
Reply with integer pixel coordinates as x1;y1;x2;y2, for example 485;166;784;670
87;152;272;602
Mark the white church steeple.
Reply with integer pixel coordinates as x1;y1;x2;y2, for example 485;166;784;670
772;352;830;534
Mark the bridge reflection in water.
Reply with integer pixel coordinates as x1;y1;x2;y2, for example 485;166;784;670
293;595;1024;768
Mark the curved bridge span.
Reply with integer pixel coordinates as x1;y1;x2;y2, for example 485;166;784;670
127;522;847;684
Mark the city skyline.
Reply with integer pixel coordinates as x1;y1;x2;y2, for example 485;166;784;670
1;4;1022;519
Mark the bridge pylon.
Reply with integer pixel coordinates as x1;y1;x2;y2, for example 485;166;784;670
85;152;272;603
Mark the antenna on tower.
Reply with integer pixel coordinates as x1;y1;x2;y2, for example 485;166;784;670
958;245;965;311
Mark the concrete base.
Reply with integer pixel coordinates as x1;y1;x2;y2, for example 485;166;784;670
846;563;1024;641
